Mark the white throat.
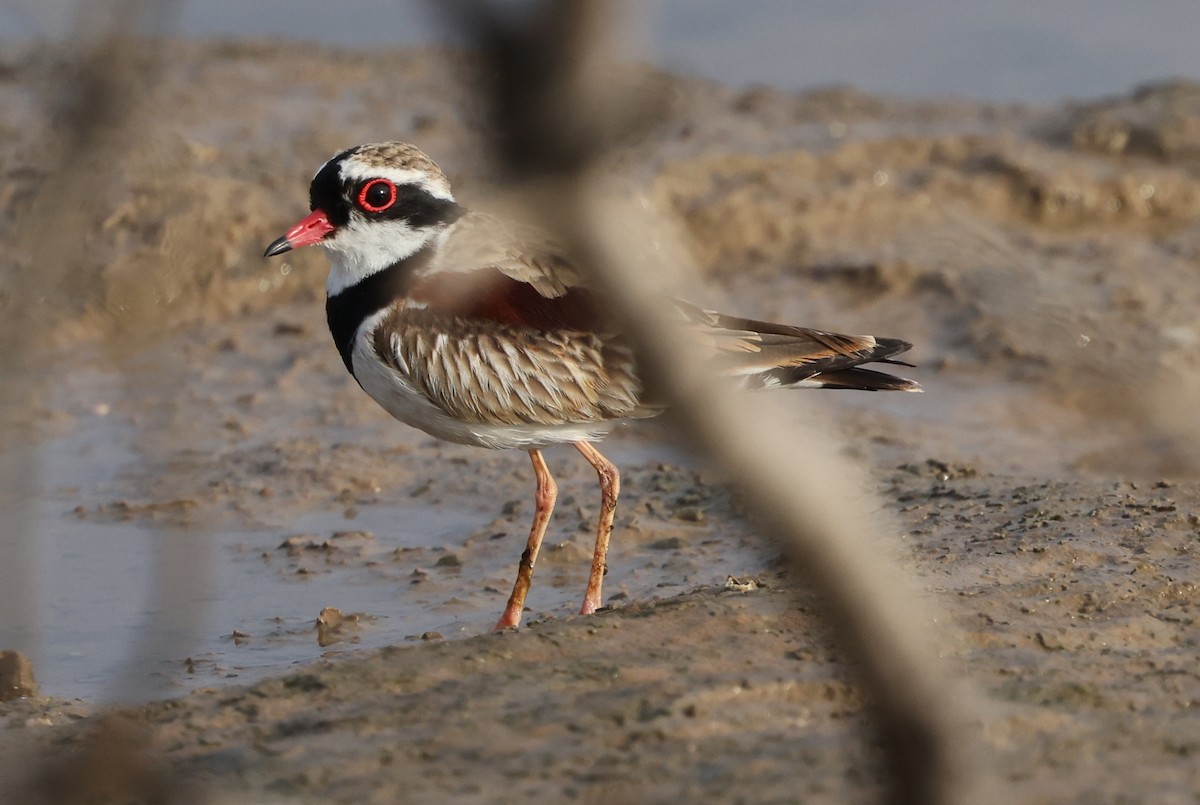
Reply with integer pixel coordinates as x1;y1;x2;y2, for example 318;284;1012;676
323;219;438;296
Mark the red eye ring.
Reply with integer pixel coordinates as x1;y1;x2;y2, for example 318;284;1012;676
357;178;397;213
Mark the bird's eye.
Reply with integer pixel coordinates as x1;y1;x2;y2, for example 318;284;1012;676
357;179;397;213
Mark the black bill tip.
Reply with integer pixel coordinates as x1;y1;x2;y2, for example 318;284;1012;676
263;235;293;258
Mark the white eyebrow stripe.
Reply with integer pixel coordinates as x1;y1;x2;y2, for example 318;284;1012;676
338;163;455;201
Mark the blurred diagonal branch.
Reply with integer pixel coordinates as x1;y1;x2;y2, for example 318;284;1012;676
438;1;993;802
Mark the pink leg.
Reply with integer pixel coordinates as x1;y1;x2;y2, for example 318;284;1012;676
495;449;557;630
574;441;620;616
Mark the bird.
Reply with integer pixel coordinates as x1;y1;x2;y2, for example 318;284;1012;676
264;141;920;630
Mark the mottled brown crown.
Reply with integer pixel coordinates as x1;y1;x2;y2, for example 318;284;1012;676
348;142;448;183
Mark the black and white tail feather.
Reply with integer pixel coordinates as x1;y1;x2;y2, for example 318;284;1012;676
675;301;921;393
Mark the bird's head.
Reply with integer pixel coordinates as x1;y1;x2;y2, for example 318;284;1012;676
264;142;462;294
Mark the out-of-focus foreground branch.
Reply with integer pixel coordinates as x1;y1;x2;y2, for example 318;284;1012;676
1;6;179;614
440;1;995;802
3;3;201;803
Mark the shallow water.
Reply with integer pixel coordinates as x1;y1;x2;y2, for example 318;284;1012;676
2;0;1199;101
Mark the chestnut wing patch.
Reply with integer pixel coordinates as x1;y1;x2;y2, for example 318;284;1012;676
410;267;606;333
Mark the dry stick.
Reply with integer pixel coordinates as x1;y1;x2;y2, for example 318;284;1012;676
59;7;205;708
4;4;206;802
544;188;987;804
0;441;37;664
0;37;119;674
440;2;993;801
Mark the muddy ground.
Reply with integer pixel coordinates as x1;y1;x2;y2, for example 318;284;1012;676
0;41;1198;803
